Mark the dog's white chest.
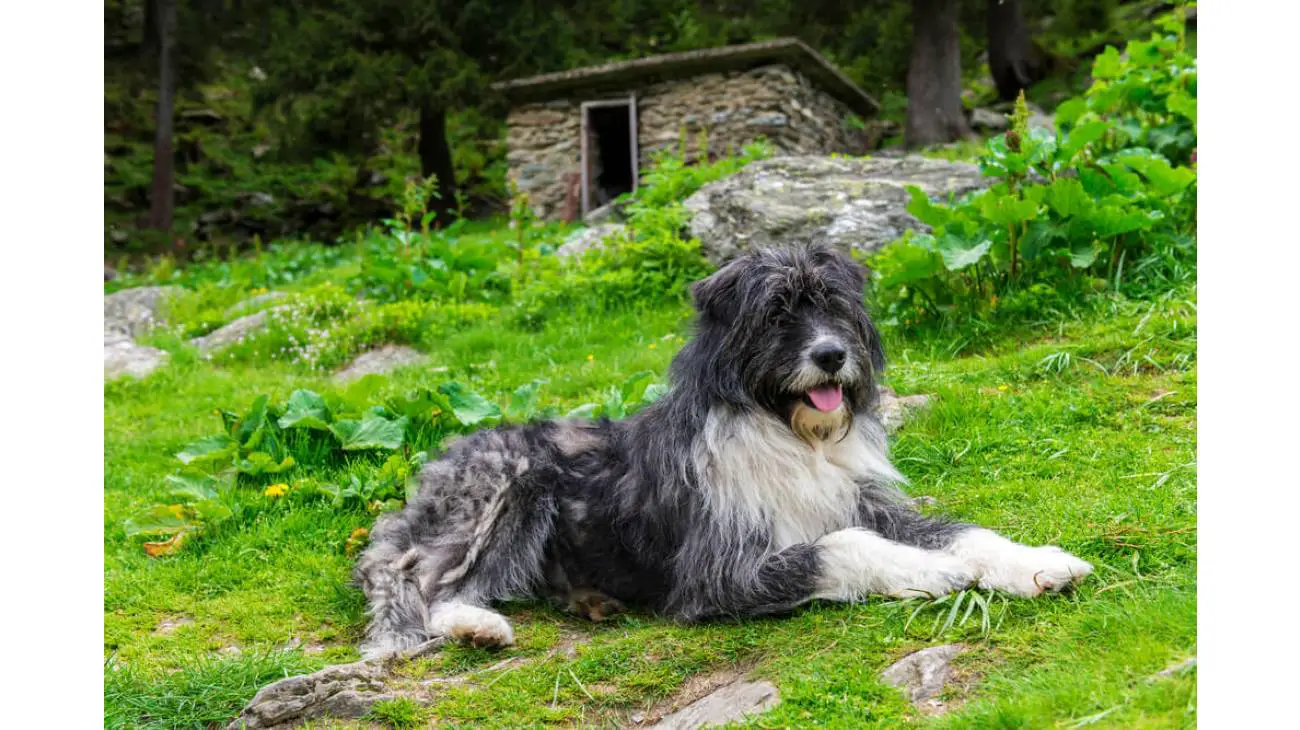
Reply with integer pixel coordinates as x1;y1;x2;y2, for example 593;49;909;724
693;408;901;550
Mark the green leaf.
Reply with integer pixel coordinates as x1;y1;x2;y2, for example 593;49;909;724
565;403;600;420
975;190;1041;226
870;239;944;290
438;382;502;426
1091;46;1124;79
1054;98;1087;128
506;380;545;422
1115;151;1195;196
1070;241;1102;269
235;395;270;448
1088;205;1159;237
1020;221;1067;261
235;452;297;475
904;186;952;227
329;415;408;451
164;473;222;502
936;235;993;271
386;389;452;422
619;371;656;403
1061;121;1109;160
124;504;195;537
1044;178;1090;218
277;389;331;430
189;499;233;524
640;383;669;405
175;434;237;467
1166;90;1197;126
602;387;626;420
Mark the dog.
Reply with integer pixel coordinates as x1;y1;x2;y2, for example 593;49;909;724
354;243;1093;659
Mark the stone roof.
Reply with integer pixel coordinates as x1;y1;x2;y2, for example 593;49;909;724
492;38;880;118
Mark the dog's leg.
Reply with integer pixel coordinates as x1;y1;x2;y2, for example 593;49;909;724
566;588;626;622
944;528;1093;597
813;527;976;601
855;492;1093;598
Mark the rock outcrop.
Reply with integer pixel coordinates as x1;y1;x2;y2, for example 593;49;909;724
683;155;991;263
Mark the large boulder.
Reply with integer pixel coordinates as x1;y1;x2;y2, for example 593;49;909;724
104;285;184;338
104;286;183;379
104;329;169;380
683;155;991;264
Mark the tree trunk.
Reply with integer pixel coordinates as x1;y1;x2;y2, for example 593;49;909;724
987;0;1039;101
417;103;458;225
906;0;971;148
147;0;177;232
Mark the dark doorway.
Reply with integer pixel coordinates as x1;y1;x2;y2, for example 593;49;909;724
581;98;638;216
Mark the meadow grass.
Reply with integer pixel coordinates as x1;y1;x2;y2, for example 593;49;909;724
105;264;1195;728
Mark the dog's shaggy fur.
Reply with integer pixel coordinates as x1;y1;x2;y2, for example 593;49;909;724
355;244;1093;659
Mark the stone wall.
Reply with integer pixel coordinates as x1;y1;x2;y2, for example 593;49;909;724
504;64;870;220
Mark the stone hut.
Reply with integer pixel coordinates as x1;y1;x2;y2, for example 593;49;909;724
493;38;880;220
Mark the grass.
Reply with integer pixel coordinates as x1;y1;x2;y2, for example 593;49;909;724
105;232;1195;727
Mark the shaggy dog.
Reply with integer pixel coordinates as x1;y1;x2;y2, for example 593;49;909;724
355;244;1093;658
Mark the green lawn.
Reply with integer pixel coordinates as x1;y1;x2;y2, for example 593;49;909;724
104;265;1195;728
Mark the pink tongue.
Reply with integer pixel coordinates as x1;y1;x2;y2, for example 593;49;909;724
807;385;843;412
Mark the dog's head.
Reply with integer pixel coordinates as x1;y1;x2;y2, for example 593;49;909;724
673;243;885;444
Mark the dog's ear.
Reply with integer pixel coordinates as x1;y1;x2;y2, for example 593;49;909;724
811;244;867;291
691;257;748;324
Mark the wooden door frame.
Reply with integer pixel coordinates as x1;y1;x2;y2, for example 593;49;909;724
579;96;638;218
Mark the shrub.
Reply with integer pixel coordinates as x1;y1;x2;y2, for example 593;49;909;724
1054;9;1197;166
868;11;1195;329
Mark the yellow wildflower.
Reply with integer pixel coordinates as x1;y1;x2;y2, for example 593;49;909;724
264;483;289;498
586;354;594;361
648;343;657;350
997;385;1009;392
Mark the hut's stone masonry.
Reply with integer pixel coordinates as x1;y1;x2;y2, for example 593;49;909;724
496;39;880;220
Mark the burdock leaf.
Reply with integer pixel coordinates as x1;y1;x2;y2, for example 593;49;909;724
329;416;407;451
278;389;331;430
175;434;237;467
438;382;502;426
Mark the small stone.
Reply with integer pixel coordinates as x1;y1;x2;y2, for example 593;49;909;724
881;644;963;710
228;660;398;729
224;291;287;318
105;329;169;380
746;113;789;127
1152;656;1196;680
650;680;780;729
969;107;1008;131
191;309;279;355
876;386;933;433
333;345;431;383
153;616;194;635
556;224;626;259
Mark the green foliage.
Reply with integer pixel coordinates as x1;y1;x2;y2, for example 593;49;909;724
509;141;770;328
868;14;1196;329
1054;8;1197;166
121;373;667;556
368;697;428;729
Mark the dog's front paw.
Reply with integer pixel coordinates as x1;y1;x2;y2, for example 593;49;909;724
976;545;1093;597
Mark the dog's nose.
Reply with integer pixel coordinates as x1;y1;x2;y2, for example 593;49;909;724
810;343;847;374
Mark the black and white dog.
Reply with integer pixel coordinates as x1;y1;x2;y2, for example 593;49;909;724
355;244;1092;658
